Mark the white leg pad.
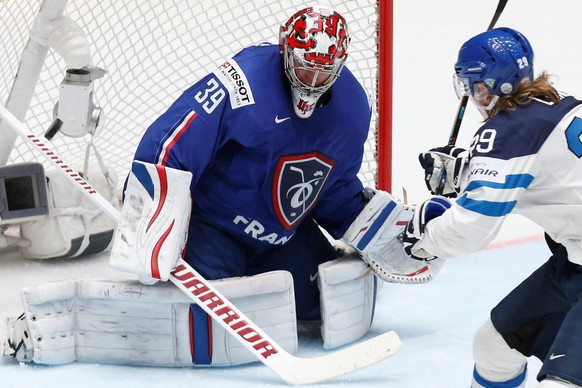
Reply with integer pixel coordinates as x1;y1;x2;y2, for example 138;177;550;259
473;318;528;385
318;253;377;349
5;271;297;367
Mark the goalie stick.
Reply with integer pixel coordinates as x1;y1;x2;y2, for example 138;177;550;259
436;0;508;194
0;103;401;385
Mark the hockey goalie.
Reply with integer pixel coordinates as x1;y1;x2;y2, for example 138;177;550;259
2;160;447;367
2;4;447;369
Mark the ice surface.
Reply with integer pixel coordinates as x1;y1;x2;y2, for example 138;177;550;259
0;239;549;387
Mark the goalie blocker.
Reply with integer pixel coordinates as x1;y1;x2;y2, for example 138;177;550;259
109;160;192;284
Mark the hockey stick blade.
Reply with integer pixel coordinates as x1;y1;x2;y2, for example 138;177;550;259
171;260;401;385
0;103;402;384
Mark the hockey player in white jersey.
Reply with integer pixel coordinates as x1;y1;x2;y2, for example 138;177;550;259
402;27;582;388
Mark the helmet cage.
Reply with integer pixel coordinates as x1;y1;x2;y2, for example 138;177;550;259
279;5;350;117
283;47;346;96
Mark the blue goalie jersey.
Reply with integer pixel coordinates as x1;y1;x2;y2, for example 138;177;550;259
133;43;372;244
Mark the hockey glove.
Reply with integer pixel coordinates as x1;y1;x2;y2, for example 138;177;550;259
401;196;452;260
418;145;469;198
342;189;443;283
110;161;192;284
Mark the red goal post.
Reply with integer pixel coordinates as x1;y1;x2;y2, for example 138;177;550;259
0;0;393;195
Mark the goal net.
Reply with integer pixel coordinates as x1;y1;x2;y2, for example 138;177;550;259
0;0;391;200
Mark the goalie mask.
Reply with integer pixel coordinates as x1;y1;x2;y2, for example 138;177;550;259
280;5;350;118
453;27;534;118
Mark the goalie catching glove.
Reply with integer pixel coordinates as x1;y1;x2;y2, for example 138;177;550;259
401;195;452;260
109;161;192;284
419;145;469;198
342;189;444;284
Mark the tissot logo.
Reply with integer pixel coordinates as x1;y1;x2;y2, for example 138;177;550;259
273;152;335;229
214;58;255;109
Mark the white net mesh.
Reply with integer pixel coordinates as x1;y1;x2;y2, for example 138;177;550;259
0;0;383;197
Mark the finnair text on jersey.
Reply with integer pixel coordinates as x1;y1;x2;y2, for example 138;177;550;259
470;168;498;177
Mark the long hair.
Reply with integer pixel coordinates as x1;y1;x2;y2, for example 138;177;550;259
489;72;561;117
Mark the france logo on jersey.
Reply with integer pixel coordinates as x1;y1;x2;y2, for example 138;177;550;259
273;152;335;230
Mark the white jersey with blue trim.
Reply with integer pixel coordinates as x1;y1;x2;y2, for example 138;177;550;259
417;96;582;264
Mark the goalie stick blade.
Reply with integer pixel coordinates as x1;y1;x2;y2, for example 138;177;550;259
269;330;402;385
171;260;401;385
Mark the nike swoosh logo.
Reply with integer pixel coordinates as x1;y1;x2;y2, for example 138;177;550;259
549;353;566;360
275;115;291;124
309;273;319;282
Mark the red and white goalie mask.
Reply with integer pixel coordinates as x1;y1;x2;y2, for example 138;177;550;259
280;5;350;118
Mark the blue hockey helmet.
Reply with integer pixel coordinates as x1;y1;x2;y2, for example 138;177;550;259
453;27;534;101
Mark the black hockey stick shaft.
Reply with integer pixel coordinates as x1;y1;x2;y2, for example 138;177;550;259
486;0;509;31
436;0;508;194
448;0;508;146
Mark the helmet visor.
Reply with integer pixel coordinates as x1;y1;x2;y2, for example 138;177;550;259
472;82;493;102
452;75;493;102
453;74;470;99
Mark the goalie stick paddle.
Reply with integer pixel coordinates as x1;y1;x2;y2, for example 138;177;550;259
170;261;401;385
436;0;508;194
0;103;402;385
